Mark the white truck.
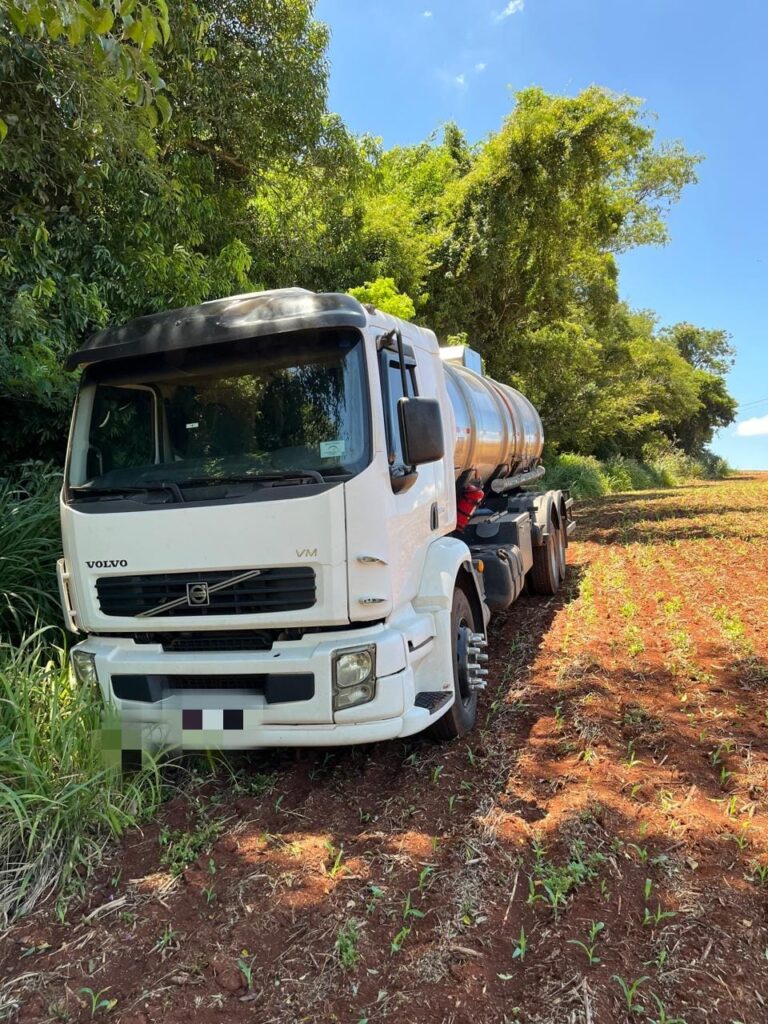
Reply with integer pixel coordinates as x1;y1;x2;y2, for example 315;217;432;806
58;289;574;750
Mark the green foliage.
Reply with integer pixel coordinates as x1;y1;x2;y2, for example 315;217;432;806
0;631;163;926
0;0;337;464
0;12;735;471
1;0;171;121
544;455;610;499
0;463;62;642
349;278;416;319
543;447;729;499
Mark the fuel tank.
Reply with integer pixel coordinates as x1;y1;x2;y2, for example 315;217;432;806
440;347;544;486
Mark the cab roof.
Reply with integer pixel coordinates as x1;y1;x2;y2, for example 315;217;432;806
64;288;371;371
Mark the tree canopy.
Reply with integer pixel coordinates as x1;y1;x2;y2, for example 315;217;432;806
0;1;735;466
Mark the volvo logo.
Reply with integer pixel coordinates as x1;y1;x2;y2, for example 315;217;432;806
186;582;210;606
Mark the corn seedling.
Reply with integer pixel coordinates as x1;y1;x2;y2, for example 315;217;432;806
511;926;528;961
747;861;768;886
79;987;117;1018
324;841;347;879
418;866;435;892
624;741;643;769
402;892;425;921
238;950;257;990
391;926;410;953
648;994;687;1024
612;974;649;1014
567;920;604;964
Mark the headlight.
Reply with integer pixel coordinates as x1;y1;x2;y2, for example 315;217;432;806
71;650;98;687
333;646;376;711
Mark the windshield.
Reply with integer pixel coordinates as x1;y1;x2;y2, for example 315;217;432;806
68;330;370;497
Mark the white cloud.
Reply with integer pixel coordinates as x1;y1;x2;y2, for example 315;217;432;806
736;415;768;437
455;73;466;86
475;61;487;72
423;9;433;16
494;0;524;20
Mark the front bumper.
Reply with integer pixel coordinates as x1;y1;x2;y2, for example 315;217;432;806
72;623;441;749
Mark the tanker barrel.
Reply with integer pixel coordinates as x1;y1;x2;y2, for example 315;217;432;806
440;347;544;488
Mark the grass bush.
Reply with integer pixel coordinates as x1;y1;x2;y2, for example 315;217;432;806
543;454;609;499
0;463;62;642
0;630;164;925
544;447;729;498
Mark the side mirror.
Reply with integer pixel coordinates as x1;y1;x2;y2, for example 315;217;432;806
397;397;444;466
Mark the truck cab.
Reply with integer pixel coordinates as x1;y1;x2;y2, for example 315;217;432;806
59;289;493;749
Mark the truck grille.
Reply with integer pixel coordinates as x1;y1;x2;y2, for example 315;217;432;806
96;567;316;618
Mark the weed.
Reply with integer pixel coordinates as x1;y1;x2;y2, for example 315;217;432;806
365;883;385;915
159;817;224;878
151;924;180;958
431;764;444;785
335;918;362;969
0;635;163;925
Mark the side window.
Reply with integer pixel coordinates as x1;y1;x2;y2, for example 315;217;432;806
382;356;417;473
87;386;155;481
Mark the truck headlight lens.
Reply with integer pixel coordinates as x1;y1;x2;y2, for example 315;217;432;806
71;650;98;687
333;646;376;711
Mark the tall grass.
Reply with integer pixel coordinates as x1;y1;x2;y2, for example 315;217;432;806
544;449;730;499
0;630;164;926
0;463;62;643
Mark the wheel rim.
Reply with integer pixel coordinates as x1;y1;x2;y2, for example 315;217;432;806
548;527;559;581
556;523;567;579
455;619;475;707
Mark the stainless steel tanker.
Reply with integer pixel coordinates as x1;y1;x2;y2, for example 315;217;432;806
439;346;544;489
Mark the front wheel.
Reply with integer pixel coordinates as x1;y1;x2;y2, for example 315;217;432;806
428;586;483;741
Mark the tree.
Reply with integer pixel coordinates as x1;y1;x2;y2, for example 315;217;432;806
0;0;338;462
661;322;735;377
348;278;416;320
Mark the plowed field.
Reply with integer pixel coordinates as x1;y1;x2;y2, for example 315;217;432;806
3;474;768;1024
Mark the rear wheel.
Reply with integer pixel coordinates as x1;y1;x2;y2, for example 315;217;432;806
555;510;568;582
428;586;482;741
530;507;562;595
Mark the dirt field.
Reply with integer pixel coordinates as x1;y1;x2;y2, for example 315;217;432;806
2;474;768;1024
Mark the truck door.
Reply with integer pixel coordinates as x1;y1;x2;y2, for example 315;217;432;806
379;343;439;602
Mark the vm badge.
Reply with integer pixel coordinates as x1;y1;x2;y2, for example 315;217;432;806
296;548;318;558
186;582;210;606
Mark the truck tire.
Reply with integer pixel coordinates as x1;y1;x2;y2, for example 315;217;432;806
530;508;561;595
556;511;568;582
427;585;480;741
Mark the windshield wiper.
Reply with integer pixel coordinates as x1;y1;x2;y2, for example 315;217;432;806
180;470;325;487
70;482;186;503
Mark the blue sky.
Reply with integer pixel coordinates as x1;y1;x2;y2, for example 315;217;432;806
315;0;768;469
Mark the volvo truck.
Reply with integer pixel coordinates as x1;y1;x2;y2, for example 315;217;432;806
58;289;574;749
